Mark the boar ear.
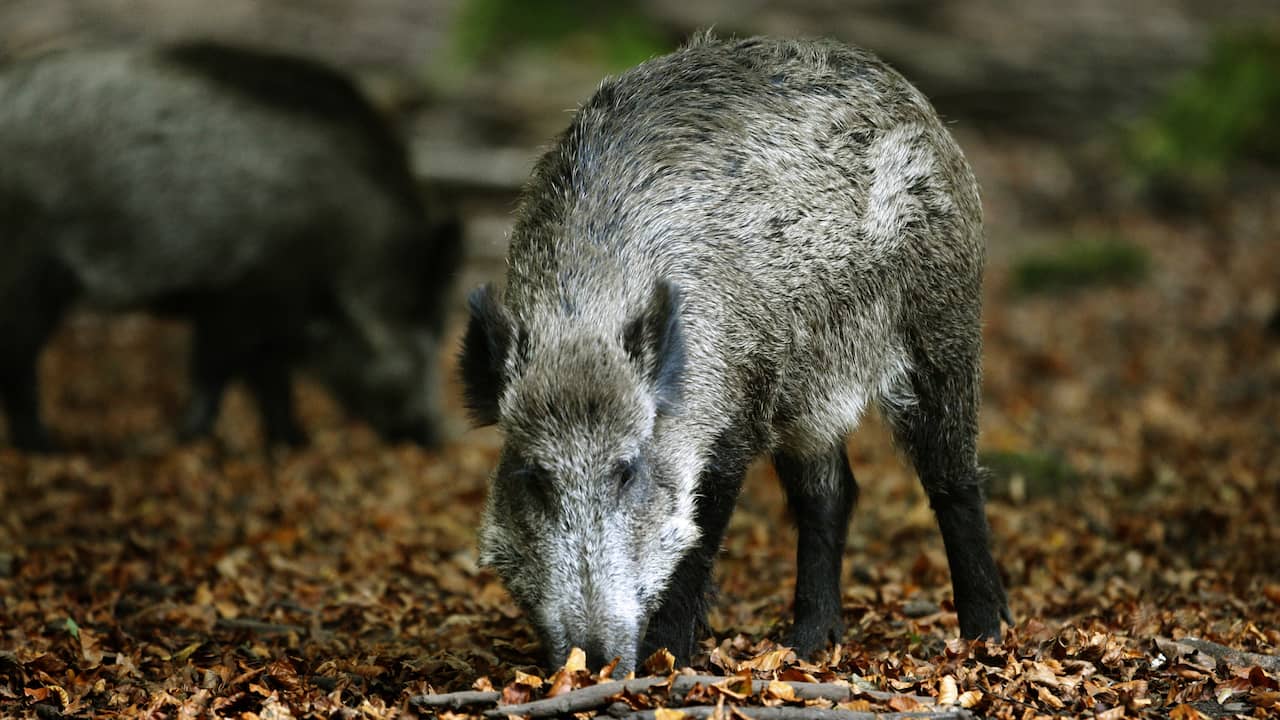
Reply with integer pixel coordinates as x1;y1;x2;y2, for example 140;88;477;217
624;281;686;414
459;284;513;426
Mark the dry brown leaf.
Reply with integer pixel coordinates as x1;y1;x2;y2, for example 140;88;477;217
545;669;574;698
654;708;687;720
642;648;676;676
514;670;544;688
1036;685;1065;709
937;675;958;705
740;648;793;673
501;683;532;706
1169;704;1209;720
564;647;587;674
778;668;818;683
24;686;50;703
1249;666;1280;690
957;690;983;708
764;680;797;703
712;674;753;701
886;695;921;712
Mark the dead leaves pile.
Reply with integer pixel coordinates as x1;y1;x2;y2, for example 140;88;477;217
1;186;1278;717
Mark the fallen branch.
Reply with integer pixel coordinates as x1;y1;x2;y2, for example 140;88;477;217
412;675;933;718
414;689;502;710
667;677;930;705
1158;637;1280;672
616;709;973;720
480;678;666;718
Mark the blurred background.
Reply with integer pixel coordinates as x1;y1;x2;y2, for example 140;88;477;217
1;0;1279;711
1;0;1277;554
2;0;1278;460
4;0;1280;307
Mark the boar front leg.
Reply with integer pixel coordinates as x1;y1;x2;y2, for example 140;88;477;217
641;435;750;665
774;446;858;657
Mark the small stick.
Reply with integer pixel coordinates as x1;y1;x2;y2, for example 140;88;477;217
670;677;926;704
481;678;667;718
413;690;502;710
614;709;974;720
411;675;935;718
1159;637;1280;672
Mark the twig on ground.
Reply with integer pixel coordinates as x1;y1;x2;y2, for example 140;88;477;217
414;690;502;710
1158;637;1280;672
614;709;974;720
412;675;935;718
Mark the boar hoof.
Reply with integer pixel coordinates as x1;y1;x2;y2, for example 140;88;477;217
786;616;844;658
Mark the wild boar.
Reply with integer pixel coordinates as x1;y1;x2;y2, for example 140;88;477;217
460;34;1011;674
0;41;460;451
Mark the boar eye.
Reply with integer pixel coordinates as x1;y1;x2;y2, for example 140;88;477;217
613;458;641;491
505;461;551;491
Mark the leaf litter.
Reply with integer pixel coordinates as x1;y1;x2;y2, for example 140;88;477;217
1;186;1278;718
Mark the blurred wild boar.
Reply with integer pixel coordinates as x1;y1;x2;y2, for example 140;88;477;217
461;34;1010;674
0;42;460;451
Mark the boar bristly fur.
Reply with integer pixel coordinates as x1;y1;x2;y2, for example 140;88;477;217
461;34;1011;675
0;42;460;450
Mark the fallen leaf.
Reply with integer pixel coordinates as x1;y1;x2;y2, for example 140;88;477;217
764;680;797;702
643;649;676;676
1169;703;1209;720
937;675;958;705
564;647;587;674
513;670;543;688
887;695;921;712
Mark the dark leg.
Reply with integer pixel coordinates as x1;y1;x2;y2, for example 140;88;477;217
244;352;304;447
0;247;74;452
884;358;1011;640
177;321;236;442
0;350;52;452
774;446;857;656
640;437;751;665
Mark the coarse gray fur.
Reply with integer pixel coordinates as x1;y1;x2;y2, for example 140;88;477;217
0;42;460;450
460;33;1011;675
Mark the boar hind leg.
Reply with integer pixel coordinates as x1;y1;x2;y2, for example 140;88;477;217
641;434;751;665
774;447;857;656
178;319;237;442
884;349;1011;641
181;317;303;446
1;350;52;452
0;259;72;452
244;352;304;447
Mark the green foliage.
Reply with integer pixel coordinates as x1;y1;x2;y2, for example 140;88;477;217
453;0;672;71
1128;28;1280;192
980;450;1077;500
1010;237;1149;295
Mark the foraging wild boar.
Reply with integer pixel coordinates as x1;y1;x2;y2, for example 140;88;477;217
0;42;460;451
461;34;1011;674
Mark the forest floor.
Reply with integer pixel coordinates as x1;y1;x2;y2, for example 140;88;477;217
1;149;1278;719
